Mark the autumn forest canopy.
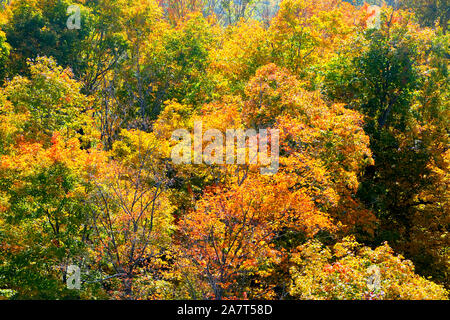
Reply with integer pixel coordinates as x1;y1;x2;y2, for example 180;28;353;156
0;0;448;300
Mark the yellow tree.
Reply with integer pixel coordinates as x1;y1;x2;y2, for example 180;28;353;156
289;237;448;300
268;0;359;79
86;129;175;299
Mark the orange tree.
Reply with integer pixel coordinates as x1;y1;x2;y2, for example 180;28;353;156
172;63;375;299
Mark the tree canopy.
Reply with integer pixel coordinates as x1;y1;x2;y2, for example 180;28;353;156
0;0;448;300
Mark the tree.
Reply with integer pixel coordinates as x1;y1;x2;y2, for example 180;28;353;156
0;56;100;299
86;129;175;299
1;0;93;78
176;63;376;299
323;7;450;286
268;0;359;81
0;29;10;83
289;237;448;300
402;0;449;33
243;64;376;235
209;19;271;94
0;132;98;298
180;174;334;299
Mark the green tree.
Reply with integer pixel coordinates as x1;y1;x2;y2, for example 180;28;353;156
402;0;449;33
323;8;450;285
1;0;93;79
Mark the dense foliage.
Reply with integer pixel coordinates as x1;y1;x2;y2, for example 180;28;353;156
0;0;448;300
